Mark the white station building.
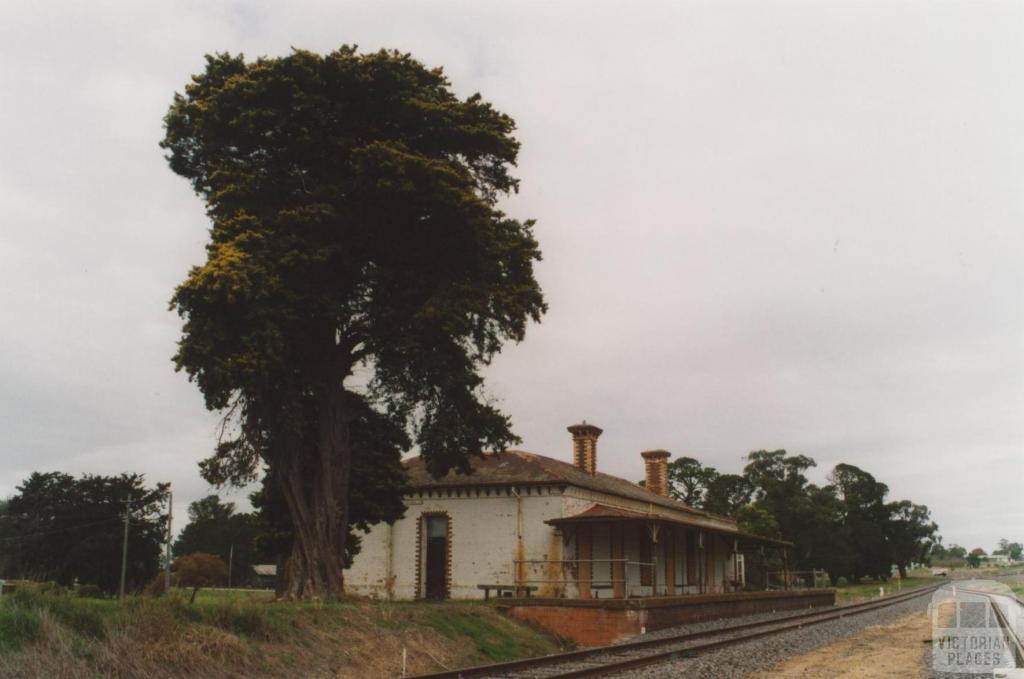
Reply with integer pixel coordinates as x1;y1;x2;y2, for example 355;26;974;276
345;422;786;601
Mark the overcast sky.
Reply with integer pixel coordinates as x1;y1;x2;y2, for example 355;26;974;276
1;1;1021;552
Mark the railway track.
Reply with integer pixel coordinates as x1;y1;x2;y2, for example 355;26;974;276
957;587;1024;668
410;584;941;679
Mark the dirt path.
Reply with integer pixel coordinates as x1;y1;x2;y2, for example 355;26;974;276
747;611;933;678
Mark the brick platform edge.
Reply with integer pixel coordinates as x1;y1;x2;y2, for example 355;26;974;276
500;589;837;647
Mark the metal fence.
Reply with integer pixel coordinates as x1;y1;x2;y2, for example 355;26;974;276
512;559;656;597
766;569;830;590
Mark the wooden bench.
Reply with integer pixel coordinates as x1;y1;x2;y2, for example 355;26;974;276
477;584;538;601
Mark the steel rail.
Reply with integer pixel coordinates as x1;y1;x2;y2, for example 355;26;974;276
407;584;940;679
959;588;1024;669
544;585;941;679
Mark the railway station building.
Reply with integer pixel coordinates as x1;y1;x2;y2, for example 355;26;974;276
345;422;789;602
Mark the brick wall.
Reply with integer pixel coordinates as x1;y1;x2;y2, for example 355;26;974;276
503;589;836;646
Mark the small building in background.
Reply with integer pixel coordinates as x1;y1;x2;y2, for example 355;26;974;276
252;564;277;590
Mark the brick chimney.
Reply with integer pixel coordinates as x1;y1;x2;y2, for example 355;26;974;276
568;422;603;475
641;450;671;497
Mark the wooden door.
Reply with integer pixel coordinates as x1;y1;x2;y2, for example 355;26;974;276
425;515;449;599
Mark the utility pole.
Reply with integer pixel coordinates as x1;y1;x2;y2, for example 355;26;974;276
228;544;234;589
119;496;131;599
164;487;173;591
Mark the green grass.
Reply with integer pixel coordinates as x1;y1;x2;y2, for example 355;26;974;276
0;584;567;677
419;606;563;663
834;574;945;603
0;605;41;651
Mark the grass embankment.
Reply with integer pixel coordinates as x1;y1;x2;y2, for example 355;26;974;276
0;585;566;679
833;571;945;604
833;566;1024;604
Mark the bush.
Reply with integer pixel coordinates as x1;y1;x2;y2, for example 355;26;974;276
77;584;104;599
0;604;41;650
144;574;168;598
173;553;228;603
200;600;271;639
7;583;107;639
52;600;106;639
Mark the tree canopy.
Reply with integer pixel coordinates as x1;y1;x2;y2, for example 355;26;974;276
663;449;939;584
0;472;167;593
161;47;545;598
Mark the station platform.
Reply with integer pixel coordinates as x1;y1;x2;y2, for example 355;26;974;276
499;589;837;646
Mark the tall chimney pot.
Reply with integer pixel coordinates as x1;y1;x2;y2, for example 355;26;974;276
641;450;671;497
568;422;603;475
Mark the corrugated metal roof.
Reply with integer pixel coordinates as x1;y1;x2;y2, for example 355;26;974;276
402;450;717;519
545;502;793;547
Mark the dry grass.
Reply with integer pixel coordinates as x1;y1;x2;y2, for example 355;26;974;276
0;587;565;678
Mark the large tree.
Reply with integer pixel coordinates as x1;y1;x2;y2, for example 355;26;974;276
884;500;938;578
161;47;545;599
829;463;892;581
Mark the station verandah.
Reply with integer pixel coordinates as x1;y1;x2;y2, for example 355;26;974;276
514;504;793;600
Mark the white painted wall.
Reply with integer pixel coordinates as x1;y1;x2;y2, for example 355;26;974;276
345;482;745;600
345;485;568;599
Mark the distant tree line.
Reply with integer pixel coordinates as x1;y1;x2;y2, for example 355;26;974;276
930;540;1022;569
666;451;939;584
0;472;167;593
0;468;366;595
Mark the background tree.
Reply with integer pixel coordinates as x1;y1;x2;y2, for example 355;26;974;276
993;539;1022;560
734;504;779;538
743;450;816;537
0;472;167;593
885;500;938;577
947;544;968;560
829;464;892;581
666;457;718;506
249;471;293;596
162;47;545;599
702;474;752;516
174;495;258;586
173;553;228;603
967;548;986;568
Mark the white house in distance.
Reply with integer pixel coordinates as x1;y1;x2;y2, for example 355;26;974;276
345;422;788;601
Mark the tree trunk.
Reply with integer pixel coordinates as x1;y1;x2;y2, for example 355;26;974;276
897;562;908;578
276;356;354;601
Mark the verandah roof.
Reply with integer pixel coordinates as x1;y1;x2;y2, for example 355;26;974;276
545;503;793;549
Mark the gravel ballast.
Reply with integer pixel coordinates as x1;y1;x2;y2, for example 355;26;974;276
612;592;934;678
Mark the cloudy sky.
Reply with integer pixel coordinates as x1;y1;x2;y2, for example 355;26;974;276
1;1;1021;551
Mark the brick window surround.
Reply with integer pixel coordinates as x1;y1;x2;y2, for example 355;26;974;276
415;511;452;599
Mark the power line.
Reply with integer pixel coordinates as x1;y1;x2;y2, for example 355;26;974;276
0;516;124;542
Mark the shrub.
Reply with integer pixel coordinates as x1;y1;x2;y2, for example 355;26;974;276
173;553;228;603
9;585;108;639
77;584;104;599
201;600;271;639
52;600;106;639
0;604;41;650
144;573;168;598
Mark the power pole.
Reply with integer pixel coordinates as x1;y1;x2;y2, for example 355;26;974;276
228;544;234;589
164;487;173;591
119;496;131;599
